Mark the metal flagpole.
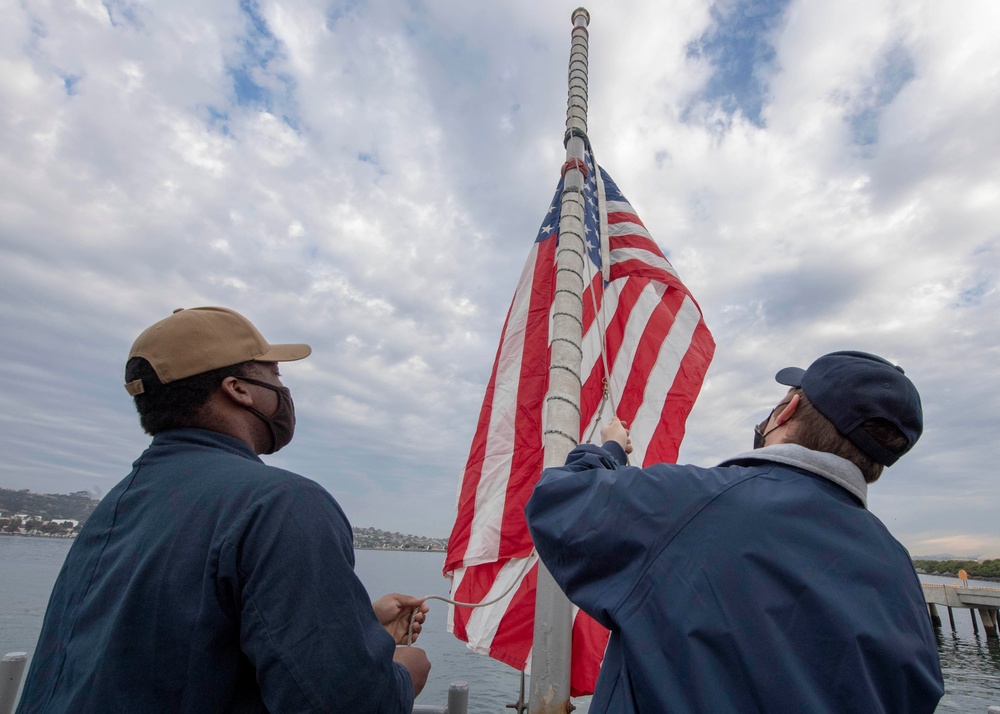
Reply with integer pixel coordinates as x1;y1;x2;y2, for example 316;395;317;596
529;8;591;714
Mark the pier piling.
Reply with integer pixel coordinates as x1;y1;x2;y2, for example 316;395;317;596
411;681;469;714
0;652;28;714
979;609;999;640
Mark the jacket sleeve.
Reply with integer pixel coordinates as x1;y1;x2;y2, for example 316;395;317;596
525;442;667;629
222;479;413;714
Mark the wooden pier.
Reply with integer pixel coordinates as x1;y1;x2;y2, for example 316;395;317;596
922;583;1000;638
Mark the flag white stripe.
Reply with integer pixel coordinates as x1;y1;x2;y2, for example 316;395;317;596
610;247;679;279
605;200;637;216
464;245;539;564
607;220;652;241
445;566;467;634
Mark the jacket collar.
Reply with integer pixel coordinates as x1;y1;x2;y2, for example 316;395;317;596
150;428;261;462
718;444;868;507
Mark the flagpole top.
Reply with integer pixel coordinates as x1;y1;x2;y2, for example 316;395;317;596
572;7;590;27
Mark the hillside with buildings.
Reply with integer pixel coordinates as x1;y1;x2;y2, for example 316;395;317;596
351;526;447;552
1;488;447;549
0;488;98;536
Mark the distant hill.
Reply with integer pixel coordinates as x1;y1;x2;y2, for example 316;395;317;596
352;526;447;552
1;488;447;550
0;488;100;522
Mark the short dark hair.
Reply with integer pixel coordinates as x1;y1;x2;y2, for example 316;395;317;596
125;357;258;435
787;389;909;483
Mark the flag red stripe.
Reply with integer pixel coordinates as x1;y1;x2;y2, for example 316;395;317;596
607;210;648;229
498;237;557;560
615;286;688;429
644;316;716;464
484;565;537;667
609;259;693;301
609;232;666;256
570;612;611;696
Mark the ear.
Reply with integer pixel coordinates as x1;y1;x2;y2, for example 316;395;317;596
774;393;800;426
219;376;254;407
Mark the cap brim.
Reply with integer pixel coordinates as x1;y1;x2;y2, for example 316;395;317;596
257;343;312;362
775;366;805;387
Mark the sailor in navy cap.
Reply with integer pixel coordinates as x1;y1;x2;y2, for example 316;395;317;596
527;350;944;714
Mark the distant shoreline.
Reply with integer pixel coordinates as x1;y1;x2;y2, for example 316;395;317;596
1;533;447;552
918;571;1000;584
353;546;446;553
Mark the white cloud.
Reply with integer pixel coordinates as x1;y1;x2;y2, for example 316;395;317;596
1;0;998;558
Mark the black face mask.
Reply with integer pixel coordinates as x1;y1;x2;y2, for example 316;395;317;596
753;400;790;450
238;376;296;454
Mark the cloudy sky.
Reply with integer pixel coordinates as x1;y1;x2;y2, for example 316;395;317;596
2;0;998;558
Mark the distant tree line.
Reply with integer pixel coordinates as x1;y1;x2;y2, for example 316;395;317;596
913;559;1000;581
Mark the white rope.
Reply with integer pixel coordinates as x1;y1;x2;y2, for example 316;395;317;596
405;552;537;646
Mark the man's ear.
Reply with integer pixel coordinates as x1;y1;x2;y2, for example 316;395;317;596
774;393;800;426
219;376;254;407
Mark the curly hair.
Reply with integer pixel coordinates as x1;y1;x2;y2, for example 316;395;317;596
786;388;909;484
125;357;258;435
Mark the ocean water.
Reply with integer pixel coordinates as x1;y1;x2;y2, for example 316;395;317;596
2;536;998;712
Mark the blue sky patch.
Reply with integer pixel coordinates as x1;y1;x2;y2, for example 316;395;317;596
205;106;231;136
62;74;81;96
685;0;792;127
102;0;142;29
225;0;298;120
230;66;271;109
848;43;916;148
955;242;998;307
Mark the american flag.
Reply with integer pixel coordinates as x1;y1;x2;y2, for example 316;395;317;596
444;146;715;695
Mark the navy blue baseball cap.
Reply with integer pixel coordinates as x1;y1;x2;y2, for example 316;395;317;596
774;350;922;466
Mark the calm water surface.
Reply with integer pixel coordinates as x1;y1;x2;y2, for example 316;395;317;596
2;536;997;711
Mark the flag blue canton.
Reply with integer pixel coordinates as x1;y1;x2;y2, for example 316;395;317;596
535;149;603;271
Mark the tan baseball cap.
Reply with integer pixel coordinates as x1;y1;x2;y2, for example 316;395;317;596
124;306;311;395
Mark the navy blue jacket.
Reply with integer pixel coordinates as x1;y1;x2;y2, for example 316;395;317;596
525;442;943;713
17;429;412;713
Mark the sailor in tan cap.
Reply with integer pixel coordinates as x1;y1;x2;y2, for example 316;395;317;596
123;306;312;454
18;306;431;714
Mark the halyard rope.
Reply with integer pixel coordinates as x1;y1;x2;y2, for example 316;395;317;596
581;157;616;444
405;552;537;645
